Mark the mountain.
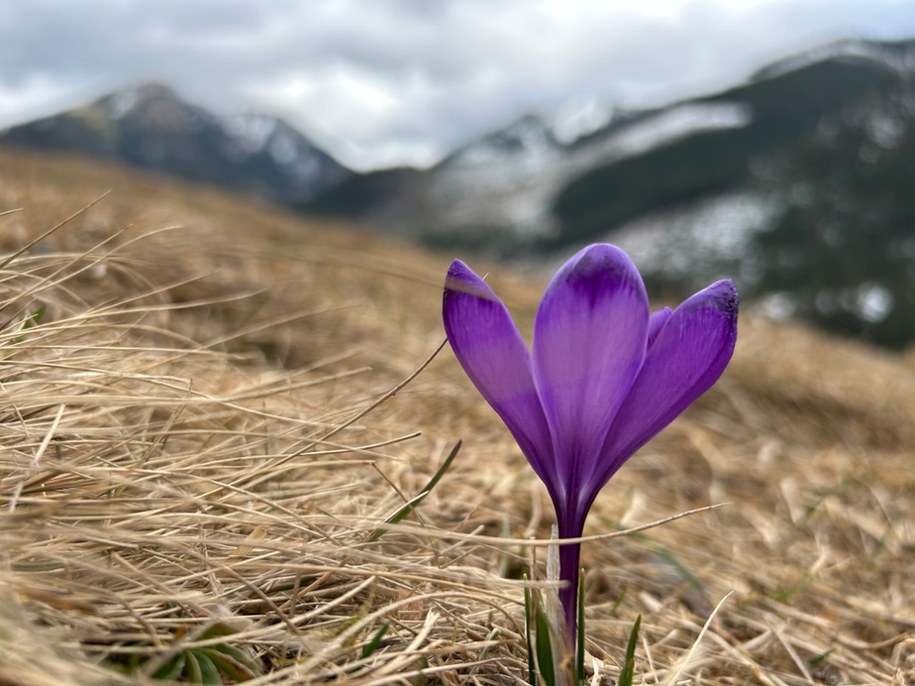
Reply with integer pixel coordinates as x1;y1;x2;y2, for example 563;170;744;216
0;83;351;206
576;38;915;349
304;37;915;349
4;41;915;348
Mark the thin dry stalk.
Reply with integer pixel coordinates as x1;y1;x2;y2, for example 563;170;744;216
0;147;913;685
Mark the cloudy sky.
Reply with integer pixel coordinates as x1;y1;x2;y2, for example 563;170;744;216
2;0;914;170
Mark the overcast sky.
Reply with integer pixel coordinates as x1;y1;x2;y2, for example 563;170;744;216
2;0;914;171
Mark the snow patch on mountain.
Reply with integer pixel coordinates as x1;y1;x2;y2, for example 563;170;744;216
273;129;323;182
548;95;615;144
221;113;279;154
424;101;753;239
606;191;784;283
104;84;184;120
753;39;915;81
220;114;325;182
106;87;139;119
445;115;561;169
584;102;752;164
268;127;298;165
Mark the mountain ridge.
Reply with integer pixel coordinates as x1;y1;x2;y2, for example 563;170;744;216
302;37;915;348
0;82;352;207
4;38;915;348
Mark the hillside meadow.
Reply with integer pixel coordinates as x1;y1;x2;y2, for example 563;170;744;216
0;147;913;685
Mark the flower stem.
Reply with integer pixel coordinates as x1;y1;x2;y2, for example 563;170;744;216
557;518;583;642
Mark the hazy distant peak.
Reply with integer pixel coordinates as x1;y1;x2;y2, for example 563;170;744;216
93;82;207;134
0;80;353;206
131;82;181;102
100;83;182;117
442;113;560;168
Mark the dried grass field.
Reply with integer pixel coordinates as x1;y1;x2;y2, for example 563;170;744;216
0;147;913;685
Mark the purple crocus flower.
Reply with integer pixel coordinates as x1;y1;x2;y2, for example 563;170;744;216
442;243;738;636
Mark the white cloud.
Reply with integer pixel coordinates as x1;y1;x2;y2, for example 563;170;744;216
1;0;914;169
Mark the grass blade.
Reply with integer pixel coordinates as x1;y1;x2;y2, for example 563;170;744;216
151;652;186;680
361;623;390;659
200;647;260;680
576;569;586;685
524;580;537;686
618;614;641;686
193;650;222;684
184;651;204;683
369;441;461;541
534;596;556;686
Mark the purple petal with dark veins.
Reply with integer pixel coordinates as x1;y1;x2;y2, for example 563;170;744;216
443;260;556;487
531;244;649;503
591;279;739;490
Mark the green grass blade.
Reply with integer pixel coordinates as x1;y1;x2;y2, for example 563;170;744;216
361;623;389;659
208;643;247;661
609;583;628;618
200;647;260;680
618;614;641;686
523;579;537;686
184;651;203;683
200;623;235;639
192;650;223;684
23;304;46;330
534;597;556;686
151;652;186;680
576;569;586;685
369;440;461;541
648;544;707;600
7;304;47;346
808;648;834;666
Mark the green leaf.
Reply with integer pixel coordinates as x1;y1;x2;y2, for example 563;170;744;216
618;615;641;686
184;651;203;683
199;623;236;640
361;623;389;659
200;647;260;680
208;642;247;662
576;569;586;685
534;597;556;686
523;579;537;686
192;650;223;684
151;653;186;680
369;441;461;541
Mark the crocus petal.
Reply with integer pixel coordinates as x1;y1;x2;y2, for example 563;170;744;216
532;244;649;502
443;260;556;486
593;279;739;488
648;307;673;347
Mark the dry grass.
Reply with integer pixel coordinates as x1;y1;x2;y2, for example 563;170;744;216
0;147;913;685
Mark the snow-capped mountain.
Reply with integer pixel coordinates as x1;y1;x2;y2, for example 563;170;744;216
306;37;915;349
546;95;617;145
309;98;754;242
750;37;915;82
219;113;348;192
4;39;915;348
441;114;562;170
0;83;352;206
